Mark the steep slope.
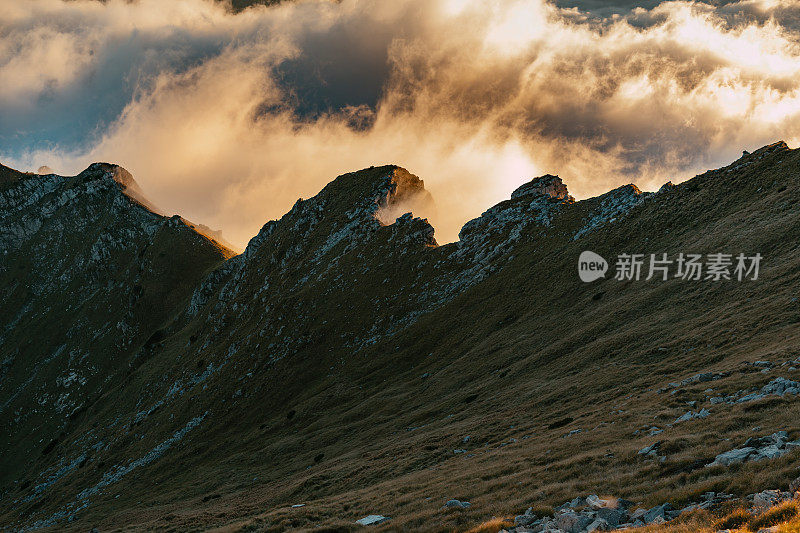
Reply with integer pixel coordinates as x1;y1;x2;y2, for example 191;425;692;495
2;142;800;531
0;163;233;526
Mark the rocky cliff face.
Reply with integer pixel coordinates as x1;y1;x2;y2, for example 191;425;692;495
0;163;231;527
2;142;800;531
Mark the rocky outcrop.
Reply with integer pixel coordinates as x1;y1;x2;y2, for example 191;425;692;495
572;184;648;240
0;163;232;524
510;174;570;201
502;489;800;533
708;432;800;467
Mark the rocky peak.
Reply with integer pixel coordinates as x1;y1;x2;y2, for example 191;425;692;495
242;165;436;263
78;163;160;213
728;140;791;172
752;140;790;157
510;174;570;201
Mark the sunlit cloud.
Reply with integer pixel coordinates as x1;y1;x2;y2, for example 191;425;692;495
2;0;800;249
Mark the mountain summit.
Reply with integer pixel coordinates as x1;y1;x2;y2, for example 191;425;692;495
2;143;800;531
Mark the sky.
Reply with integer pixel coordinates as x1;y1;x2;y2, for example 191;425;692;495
2;0;800;249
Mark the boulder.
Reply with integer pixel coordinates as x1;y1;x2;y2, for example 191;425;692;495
595;507;624;527
708;447;757;466
555;511;593;533
443;499;471;509
643;503;673;524
585;495;605;509
675;408;710;423
355;514;390;526
586;518;611;531
638;442;661;457
629;508;647;521
515;514;539;527
753;490;790;511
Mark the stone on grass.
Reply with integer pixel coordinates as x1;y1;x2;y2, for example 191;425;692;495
356;514;390;526
443;499;471;509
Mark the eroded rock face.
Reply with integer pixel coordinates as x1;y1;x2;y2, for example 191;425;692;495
510;175;570;201
572;184;648;240
0;163;231;525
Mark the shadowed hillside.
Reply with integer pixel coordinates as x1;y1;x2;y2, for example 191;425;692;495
2;142;800;531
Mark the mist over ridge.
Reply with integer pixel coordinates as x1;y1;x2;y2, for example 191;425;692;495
2;0;800;247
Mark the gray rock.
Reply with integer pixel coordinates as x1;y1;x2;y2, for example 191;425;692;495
638;441;661;456
555;511;593;533
675;408;710;423
586;518;611;531
708;446;757;466
443;499;471;509
753;490;790;510
643;503;673;523
594;508;623;527
757;444;787;460
615;499;634;510
585;494;604;509
629;508;647;521
355;514;390;525
515;514;538;527
569;496;587;508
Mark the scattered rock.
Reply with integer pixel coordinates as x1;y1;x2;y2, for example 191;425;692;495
586;518;611;531
714;377;800;404
708;432;798;467
501;491;750;533
638;441;661;457
752;489;792;511
556;511;594;532
443;499;471;509
356;514;390;526
643;503;673;524
675;408;710;423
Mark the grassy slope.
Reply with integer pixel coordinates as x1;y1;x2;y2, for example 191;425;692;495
2;145;800;531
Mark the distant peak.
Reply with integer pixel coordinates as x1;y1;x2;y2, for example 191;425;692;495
739;141;790;161
80;162;161;214
756;140;790;154
511;174;570;201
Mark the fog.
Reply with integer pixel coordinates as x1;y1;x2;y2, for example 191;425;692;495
2;0;800;248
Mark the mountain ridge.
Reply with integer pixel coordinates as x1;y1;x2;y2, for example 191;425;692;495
2;141;800;531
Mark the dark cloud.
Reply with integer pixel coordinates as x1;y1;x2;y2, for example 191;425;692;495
2;0;800;248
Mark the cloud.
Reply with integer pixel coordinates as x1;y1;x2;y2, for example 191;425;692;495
2;0;800;249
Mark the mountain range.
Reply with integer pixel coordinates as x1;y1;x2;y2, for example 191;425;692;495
2;141;800;531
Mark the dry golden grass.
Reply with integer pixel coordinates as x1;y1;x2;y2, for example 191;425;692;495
749;501;799;531
465;516;514;533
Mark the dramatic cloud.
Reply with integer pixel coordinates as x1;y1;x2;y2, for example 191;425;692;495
2;0;800;248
